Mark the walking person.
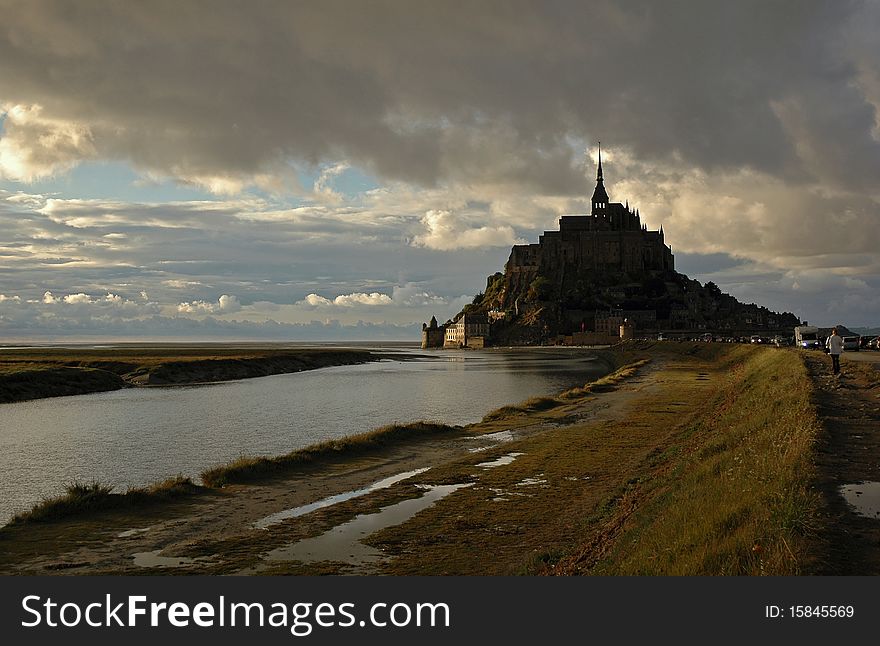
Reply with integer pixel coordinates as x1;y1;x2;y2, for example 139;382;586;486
826;327;844;376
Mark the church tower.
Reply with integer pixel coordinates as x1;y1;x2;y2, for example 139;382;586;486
591;142;609;217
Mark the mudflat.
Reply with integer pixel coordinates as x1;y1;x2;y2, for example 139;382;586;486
0;346;378;403
1;343;877;575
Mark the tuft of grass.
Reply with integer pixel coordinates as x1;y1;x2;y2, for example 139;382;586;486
10;476;200;525
559;359;651;399
484;359;650;420
201;422;459;487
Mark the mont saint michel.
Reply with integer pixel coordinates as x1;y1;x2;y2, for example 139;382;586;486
424;147;800;348
3;3;880;614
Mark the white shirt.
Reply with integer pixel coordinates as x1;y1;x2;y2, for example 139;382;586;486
827;334;844;355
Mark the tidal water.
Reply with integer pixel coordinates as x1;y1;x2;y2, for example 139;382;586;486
0;346;608;523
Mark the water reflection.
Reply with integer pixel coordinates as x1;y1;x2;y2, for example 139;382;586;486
254;468;430;530
264;482;473;571
839;481;880;518
0;346;607;523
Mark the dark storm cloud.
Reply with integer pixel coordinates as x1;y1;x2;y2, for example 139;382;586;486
1;0;877;193
1;1;879;329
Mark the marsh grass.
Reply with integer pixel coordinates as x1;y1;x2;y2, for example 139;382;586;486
10;476;199;525
200;422;459;487
559;358;650;398
370;345;822;576
575;347;821;575
482;359;651;420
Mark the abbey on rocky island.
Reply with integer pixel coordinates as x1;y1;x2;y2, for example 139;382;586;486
423;145;800;348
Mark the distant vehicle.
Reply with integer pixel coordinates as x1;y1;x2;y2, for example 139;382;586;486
842;336;860;351
750;335;763;344
870;336;880;350
657;333;665;341
700;333;713;342
859;336;878;350
794;325;821;350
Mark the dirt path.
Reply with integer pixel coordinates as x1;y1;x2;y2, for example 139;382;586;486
804;352;880;574
0;360;663;575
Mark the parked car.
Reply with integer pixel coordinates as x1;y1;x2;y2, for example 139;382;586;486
843;336;860;351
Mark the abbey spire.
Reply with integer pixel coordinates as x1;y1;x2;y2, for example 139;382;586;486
591;142;609;216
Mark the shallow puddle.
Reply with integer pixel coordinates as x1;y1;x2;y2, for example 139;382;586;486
132;549;200;568
839;481;880;518
476;452;524;469
265;482;472;569
466;430;515;453
117;527;151;538
468;430;514;443
516;475;548;487
254;467;430;529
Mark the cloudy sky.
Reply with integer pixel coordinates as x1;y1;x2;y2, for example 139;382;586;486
1;0;878;340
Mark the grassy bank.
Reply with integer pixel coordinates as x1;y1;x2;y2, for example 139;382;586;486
0;367;126;403
353;343;824;576
553;345;821;574
201;422;461;487
0;347;377;403
482;358;650;420
9;477;201;525
4;422;461;526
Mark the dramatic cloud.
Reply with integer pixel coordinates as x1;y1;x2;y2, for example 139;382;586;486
2;1;877;193
0;1;878;332
412;210;521;251
0;104;96;181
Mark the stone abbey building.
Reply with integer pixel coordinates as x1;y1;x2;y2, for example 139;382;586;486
506;145;674;289
423;145;800;346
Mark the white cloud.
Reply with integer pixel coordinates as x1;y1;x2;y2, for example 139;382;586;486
412;209;520;250
218;294;241;313
295;283;453;311
177;294;241;315
298;291;394;308
1;290;161;329
390;283;447;307
162;279;204;289
0;104;96;181
176;300;215;314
